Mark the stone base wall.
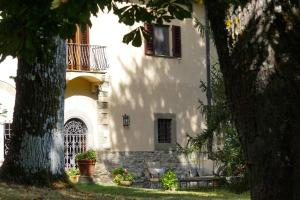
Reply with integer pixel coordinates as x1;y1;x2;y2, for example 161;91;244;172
93;150;214;187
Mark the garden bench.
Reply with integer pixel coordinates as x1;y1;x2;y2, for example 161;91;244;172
179;175;221;188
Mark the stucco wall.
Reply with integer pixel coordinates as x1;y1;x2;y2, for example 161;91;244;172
64;77;101;150
0;4;213;155
89;5;208;151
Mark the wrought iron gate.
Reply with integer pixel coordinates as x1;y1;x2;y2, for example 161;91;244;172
64;118;87;168
3;123;12;158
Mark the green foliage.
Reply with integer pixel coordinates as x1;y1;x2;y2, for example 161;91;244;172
193;17;213;39
160;170;178;191
182;63;248;191
67;168;80;177
113;174;123;185
112;167;125;176
0;0;193;64
75;150;96;161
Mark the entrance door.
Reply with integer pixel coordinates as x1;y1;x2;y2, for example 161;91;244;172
64;118;87;168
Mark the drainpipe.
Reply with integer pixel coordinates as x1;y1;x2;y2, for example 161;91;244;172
204;6;214;174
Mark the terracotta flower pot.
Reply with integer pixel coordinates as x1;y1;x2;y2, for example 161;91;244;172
77;159;96;176
213;179;220;187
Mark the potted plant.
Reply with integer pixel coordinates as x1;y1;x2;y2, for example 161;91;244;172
160;170;178;191
67;168;80;183
75;150;97;176
113;169;134;186
120;173;134;186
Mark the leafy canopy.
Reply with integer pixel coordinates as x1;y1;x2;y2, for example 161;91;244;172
0;0;192;64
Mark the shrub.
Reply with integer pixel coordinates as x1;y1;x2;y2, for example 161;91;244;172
112;167;125;176
113;174;123;185
160;170;178;190
123;173;134;182
75;150;97;161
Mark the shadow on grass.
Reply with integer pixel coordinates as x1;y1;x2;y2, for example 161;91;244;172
76;183;250;200
0;182;249;200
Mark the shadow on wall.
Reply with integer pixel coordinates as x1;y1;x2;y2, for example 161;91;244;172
92;16;215;185
108;18;207;152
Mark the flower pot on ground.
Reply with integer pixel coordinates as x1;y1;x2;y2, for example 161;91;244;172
113;170;135;186
67;168;80;183
213;179;220;187
119;180;133;186
69;175;80;183
75;150;97;176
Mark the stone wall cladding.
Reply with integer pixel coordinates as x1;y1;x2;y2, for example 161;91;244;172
93;150;213;187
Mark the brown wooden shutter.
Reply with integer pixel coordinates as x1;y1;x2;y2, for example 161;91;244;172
80;25;89;44
144;23;154;55
172;25;181;58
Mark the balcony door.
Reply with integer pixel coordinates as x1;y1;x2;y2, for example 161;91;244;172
67;25;90;71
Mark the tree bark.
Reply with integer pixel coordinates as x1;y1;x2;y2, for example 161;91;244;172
0;37;66;185
206;1;300;199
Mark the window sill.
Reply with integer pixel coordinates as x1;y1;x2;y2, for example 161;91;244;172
146;54;182;60
155;143;176;151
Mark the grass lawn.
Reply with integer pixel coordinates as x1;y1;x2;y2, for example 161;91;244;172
0;182;250;200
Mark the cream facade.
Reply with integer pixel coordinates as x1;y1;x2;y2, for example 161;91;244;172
0;4;215;179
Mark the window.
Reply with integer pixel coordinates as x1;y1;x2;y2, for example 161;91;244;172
67;24;90;71
145;23;181;58
68;24;89;44
158;119;172;143
154;113;176;150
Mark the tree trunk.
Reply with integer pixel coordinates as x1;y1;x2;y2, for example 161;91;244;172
205;1;300;199
0;37;66;185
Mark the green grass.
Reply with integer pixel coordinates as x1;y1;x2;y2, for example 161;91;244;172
76;183;250;200
0;182;250;200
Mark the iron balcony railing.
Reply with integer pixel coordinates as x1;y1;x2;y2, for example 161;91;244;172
66;43;109;72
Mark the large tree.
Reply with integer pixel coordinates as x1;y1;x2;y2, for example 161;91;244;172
204;1;300;199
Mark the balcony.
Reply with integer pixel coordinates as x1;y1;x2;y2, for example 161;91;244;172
66;43;109;72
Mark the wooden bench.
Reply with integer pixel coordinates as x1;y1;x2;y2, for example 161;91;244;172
179;176;221;188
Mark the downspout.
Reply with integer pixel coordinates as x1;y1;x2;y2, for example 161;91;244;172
205;6;212;149
204;5;214;174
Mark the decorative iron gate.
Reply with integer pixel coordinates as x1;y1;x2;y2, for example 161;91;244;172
64;118;87;168
3;123;12;158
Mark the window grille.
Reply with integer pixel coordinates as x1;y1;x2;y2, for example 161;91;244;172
157;119;172;143
64;118;87;169
3;123;12;158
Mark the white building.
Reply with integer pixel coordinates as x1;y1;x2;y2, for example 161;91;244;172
0;4;216;183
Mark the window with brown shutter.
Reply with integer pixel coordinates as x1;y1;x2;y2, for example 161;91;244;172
144;23;154;55
153;25;170;56
144;23;182;58
80;25;89;44
67;24;90;70
68;25;89;44
172;25;181;58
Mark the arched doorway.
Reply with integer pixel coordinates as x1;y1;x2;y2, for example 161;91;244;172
64;118;87;168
